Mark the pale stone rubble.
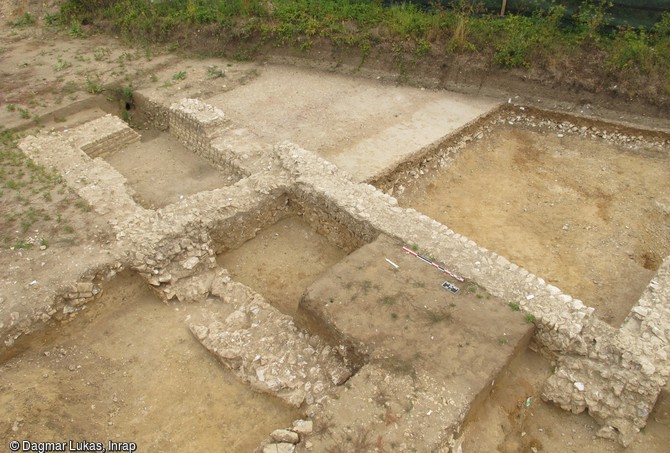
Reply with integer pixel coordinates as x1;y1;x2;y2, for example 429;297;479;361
190;271;352;408
6;96;669;449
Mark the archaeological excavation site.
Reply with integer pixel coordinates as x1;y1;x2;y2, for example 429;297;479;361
1;4;670;453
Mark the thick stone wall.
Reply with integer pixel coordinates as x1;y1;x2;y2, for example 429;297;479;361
11;97;669;449
542;258;670;445
134;91;170;131
273;140;669;446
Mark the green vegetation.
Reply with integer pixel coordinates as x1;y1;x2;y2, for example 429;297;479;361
9;12;36;27
86;78;104;94
0;128;89;249
206;65;225;79
418;306;452;325
172;70;187;80
56;0;670;103
68;20;86;38
53;57;72;72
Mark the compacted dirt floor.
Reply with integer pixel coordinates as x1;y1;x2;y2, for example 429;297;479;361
216;216;347;316
398;124;670;326
0;273;299;451
105;129;239;209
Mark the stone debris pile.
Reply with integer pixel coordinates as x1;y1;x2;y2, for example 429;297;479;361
191;278;351;409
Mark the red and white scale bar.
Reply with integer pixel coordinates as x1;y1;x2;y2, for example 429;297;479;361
402;246;464;282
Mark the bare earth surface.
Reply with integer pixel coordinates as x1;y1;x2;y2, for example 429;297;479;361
105;129;239;209
206;65;498;182
0;273;299;451
1;2;670;451
398;124;670;326
216;216;347;316
462;348;670;453
299;234;532;451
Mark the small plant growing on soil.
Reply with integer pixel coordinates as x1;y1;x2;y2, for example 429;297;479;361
380;295;397;306
75;199;92;212
10;12;36;27
68;20;85;38
53;57;71;72
12;240;32;250
525;313;536;324
93;47;110;61
207;65;225;78
419;306;452;325
44;12;59;26
172;70;187;80
86;79;104;94
508;302;521;311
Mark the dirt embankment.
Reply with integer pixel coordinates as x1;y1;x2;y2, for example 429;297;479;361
47;0;670;124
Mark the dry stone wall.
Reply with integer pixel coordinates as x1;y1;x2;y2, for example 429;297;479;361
273;140;669;446
9;96;669;449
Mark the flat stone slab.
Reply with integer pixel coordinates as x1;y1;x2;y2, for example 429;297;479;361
299;234;532;450
206;64;498;182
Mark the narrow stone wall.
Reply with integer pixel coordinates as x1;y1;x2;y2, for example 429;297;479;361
79;115;140;158
134;91;170;131
19;115;144;220
168;98;252;179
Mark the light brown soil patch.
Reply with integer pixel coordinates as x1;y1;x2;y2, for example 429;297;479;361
105;129;238;209
398;125;670;326
0;273;299;450
216;216;347;316
462;349;670;453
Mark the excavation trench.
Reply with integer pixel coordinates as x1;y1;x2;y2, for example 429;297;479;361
0;272;300;450
375;108;670;326
104;128;240;209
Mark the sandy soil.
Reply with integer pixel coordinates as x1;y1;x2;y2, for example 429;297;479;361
216;216;347;316
299;234;533;451
105;129;239;209
206;64;497;182
0;273;299;451
462;349;670;453
398;124;670;326
1;2;669;451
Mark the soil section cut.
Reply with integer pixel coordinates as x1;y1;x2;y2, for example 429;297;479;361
397;124;670;326
206;65;498;182
105;129;239;209
216;216;347;316
299;235;533;449
462;348;670;453
0;273;299;451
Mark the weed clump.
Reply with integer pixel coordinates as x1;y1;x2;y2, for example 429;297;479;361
56;1;670;104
